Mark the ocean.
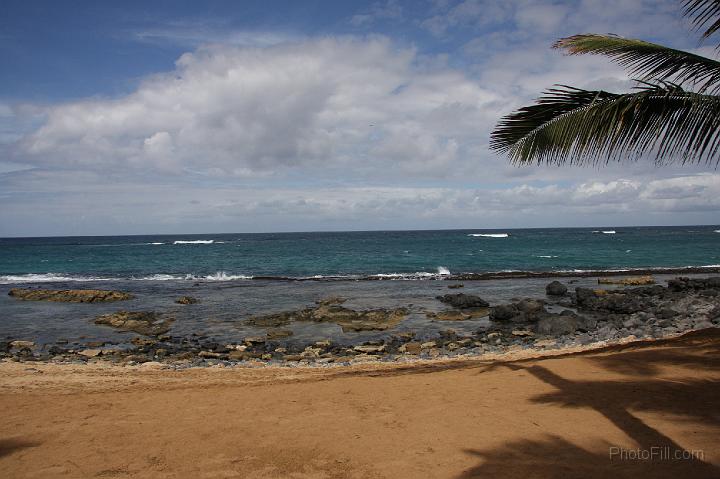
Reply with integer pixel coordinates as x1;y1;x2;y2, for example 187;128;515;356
1;226;719;347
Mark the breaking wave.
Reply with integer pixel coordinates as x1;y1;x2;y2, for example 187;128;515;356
0;273;112;284
468;233;509;238
173;240;214;244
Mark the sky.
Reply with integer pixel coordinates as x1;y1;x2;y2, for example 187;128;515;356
1;0;719;236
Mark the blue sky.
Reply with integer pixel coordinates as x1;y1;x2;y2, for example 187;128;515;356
1;0;718;236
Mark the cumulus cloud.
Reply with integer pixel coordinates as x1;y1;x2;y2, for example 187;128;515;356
12;37;499;180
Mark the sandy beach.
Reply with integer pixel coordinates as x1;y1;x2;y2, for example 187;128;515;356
1;329;718;478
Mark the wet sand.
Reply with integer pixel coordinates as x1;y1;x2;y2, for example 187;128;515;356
1;329;719;478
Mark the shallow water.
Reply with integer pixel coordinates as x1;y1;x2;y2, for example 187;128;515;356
0;274;693;347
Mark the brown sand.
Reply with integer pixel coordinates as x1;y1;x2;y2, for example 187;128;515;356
1;330;720;478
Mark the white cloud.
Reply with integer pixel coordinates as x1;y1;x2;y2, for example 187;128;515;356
13;37;499;179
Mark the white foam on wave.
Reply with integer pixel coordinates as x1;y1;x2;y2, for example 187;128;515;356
372;272;438;280
602;230;616;234
714;230;720;233
536;255;559;258
437;266;451;275
147;242;165;245
0;273;112;284
134;274;192;281
468;233;509;238
173;240;214;244
202;271;252;281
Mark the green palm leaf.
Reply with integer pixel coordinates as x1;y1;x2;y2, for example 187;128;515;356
490;84;720;166
554;34;720;93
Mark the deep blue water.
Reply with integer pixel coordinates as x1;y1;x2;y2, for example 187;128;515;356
1;226;719;282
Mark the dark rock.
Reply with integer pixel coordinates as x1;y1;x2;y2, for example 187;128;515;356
575;288;648;314
436;293;489;309
9;288;132;303
575;315;597;332
489;304;520;322
657;308;678;319
536;313;578;336
447;284;464;289
516;299;545;320
94;311;174;336
545;281;568;296
668;276;720;292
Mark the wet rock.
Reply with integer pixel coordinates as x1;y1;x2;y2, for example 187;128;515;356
175;296;198;305
545;281;568;296
243;336;266;345
248;303;408;332
9;288;132;303
430;310;468;321
94;311;174;336
10;340;35;349
436;293;489;309
447;284;464;289
489;304;520;322
598;276;655;286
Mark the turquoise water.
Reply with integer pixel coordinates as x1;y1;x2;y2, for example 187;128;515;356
1;226;719;282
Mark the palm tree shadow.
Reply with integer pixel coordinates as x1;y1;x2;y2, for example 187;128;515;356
457;363;720;478
458;434;717;479
587;347;720;376
0;437;41;458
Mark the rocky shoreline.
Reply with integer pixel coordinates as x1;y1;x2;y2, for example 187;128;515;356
2;276;720;368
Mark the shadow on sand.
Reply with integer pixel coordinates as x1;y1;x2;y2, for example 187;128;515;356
457;357;720;478
0;437;41;459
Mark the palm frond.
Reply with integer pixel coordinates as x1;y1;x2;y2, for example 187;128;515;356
554;34;720;93
490;84;720;166
684;0;720;42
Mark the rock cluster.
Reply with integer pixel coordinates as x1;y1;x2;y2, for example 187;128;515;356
8;288;132;303
247;298;408;332
2;276;719;367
